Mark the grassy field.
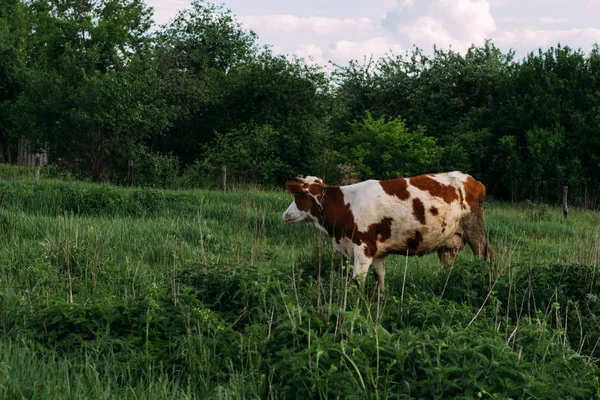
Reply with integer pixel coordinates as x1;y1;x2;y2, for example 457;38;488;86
1;177;600;399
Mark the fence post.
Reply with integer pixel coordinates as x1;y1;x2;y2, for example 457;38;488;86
34;155;40;181
563;186;568;219
221;165;227;192
127;159;134;186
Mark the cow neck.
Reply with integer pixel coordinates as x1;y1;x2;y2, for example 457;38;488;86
317;184;328;222
312;185;356;242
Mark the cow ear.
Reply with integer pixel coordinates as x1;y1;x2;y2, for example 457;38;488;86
286;181;306;196
296;175;306;184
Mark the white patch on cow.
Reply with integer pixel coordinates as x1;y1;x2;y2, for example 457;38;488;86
429;171;469;185
282;201;308;224
342;180;387;232
332;236;356;259
301;176;323;185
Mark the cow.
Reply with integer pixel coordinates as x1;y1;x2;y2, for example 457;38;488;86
282;171;493;289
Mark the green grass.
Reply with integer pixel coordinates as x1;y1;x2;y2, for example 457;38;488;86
1;177;600;398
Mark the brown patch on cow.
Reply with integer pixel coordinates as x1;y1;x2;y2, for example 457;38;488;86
429;206;439;216
286;181;314;213
286;181;306;196
294;196;312;213
409;174;459;204
314;186;357;243
412;198;426;224
380;178;410;200
406;231;423;252
441;220;447;233
464;176;486;209
286;188;310;214
361;217;394;258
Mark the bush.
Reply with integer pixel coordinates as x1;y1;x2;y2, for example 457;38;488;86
0;180;201;217
130;149;182;189
331;113;442;181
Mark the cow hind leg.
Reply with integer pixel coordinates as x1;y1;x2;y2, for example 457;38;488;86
461;212;493;262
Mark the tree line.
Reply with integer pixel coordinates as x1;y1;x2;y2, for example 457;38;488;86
1;0;600;206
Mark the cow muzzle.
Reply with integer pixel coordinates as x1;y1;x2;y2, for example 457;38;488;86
282;211;304;224
282;202;307;224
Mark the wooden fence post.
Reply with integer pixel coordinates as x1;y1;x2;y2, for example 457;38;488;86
221;165;227;192
127;159;134;186
34;155;40;181
563;186;568;219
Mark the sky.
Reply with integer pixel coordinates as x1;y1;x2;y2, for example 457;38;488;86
146;0;600;66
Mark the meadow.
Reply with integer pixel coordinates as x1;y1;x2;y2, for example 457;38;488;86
1;175;600;399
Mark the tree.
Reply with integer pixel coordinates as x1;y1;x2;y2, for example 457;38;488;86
525;126;565;201
222;51;332;182
154;1;258;163
0;0;28;162
14;0;167;181
492;136;523;202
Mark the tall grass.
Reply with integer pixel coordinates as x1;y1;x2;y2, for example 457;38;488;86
1;177;599;398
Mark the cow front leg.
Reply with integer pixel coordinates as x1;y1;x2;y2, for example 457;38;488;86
351;251;373;288
371;258;386;290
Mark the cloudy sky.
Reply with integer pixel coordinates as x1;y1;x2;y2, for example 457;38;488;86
146;0;600;66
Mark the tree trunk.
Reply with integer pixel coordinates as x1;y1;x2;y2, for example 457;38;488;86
562;186;568;219
34;155;40;181
221;165;227;191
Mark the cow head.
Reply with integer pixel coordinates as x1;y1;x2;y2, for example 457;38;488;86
282;176;325;224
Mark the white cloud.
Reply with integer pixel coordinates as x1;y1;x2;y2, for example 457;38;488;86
146;0;191;26
329;37;403;63
239;15;377;36
494;28;600;52
382;0;496;52
496;16;532;24
238;14;390;65
538;16;570;24
147;0;600;67
294;44;329;66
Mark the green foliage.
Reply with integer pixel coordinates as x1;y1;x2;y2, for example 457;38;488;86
0;180;202;217
153;4;331;186
525;126;565;200
0;162;33;179
154;0;258;163
5;0;600;202
1;180;600;398
267;322;539;399
129;148;182;189
198;124;286;187
0;0;28;159
221;52;331;182
493;135;523;201
330;42;600;205
333;113;441;181
12;0;168;181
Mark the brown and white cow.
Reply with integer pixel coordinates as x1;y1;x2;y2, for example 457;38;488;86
282;171;493;289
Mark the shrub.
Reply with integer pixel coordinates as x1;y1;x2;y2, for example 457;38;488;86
331;113;441;181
